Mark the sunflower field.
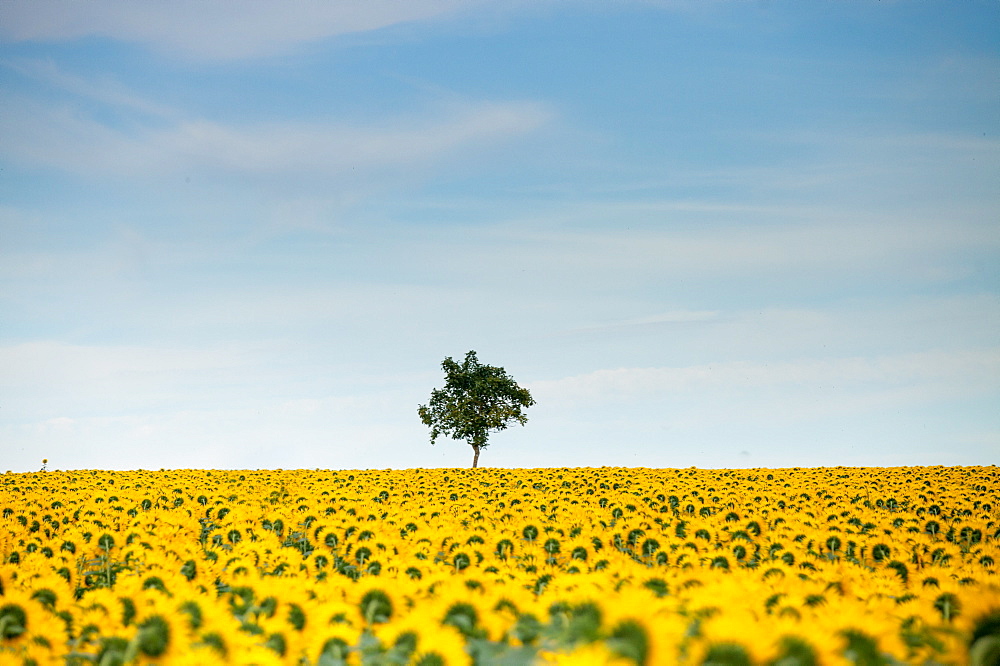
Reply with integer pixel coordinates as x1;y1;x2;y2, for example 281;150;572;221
1;466;998;665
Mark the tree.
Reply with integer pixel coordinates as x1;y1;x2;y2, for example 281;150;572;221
418;350;535;468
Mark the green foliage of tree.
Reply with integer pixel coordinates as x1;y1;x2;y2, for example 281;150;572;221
418;351;535;468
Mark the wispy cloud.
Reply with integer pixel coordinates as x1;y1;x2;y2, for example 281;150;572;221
0;92;552;177
529;349;1000;425
154;102;551;174
569;310;721;333
0;0;481;60
534;349;1000;396
479;209;998;289
3;58;179;120
0;341;261;418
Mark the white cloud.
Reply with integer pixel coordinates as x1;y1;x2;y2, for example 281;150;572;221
0;0;480;60
570;310;721;332
530;349;1000;409
152;102;551;174
0;340;250;381
466;210;999;295
0;341;262;420
0;91;551;177
2;58;179;120
3;410;435;471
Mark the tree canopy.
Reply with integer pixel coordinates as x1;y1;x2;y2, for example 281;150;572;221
417;350;535;468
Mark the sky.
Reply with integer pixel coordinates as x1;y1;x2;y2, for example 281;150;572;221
1;0;998;473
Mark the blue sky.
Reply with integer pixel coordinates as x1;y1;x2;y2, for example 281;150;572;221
1;0;997;472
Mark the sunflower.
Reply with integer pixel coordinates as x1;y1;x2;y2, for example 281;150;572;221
119;610;181;664
411;623;471;666
306;621;361;665
539;641;634;666
0;586;66;662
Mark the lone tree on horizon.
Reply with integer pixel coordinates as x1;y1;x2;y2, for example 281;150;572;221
418;350;535;468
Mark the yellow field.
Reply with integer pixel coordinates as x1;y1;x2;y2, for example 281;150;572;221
1;466;997;665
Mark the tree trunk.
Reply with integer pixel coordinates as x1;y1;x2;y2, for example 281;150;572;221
471;445;480;469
